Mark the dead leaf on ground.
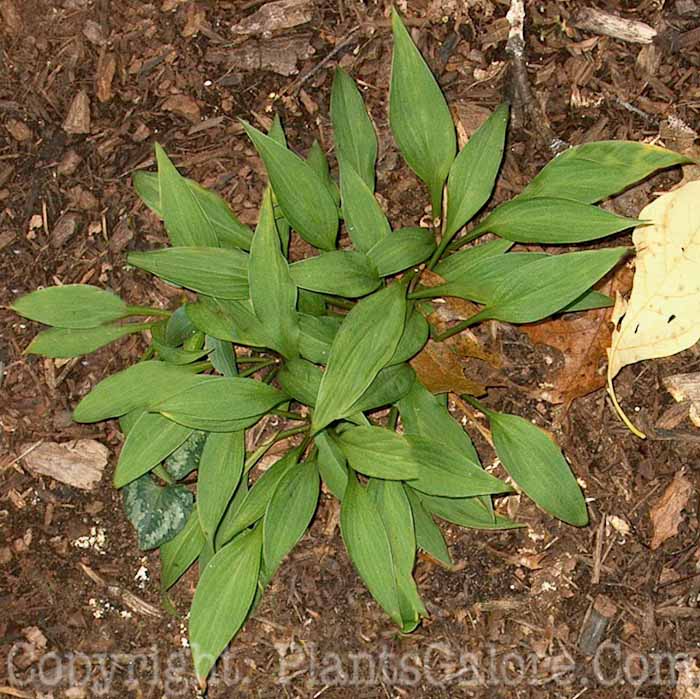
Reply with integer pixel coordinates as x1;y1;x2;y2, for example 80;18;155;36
607;179;700;437
650;469;694;550
411;339;485;396
521;264;633;404
231;0;312;36
22;440;109;490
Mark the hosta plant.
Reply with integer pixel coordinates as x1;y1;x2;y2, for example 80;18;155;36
12;9;690;687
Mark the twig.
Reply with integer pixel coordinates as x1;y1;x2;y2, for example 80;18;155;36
279;27;360;97
1;441;44;472
591;514;605;585
505;0;567;154
78;562;162;618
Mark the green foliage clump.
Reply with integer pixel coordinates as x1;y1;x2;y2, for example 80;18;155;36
12;9;690;686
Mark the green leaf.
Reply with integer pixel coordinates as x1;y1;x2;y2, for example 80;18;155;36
486;409;588;526
369;479;426;632
331;68;377;190
190;527;262;683
390;8;456;215
399;381;479;463
133;170;253;250
418;252;546;304
563;290;612;313
26;323;149;358
298;290;327;316
206;336;238;376
445;103;509;238
114;412;193;488
186;297;272;348
214;473;249;551
313;283;406;432
468;247;629;324
123;474;194;550
404;485;452;566
433;238;512;281
349;363;416;414
336;426;418;480
249;191;299;358
315;430;348;500
389;308;429;365
472;197;640;243
307;140;340;206
128;247;249;299
151;323;210;365
217;449;300;545
155;143;219;247
13;285;129;329
278;357;322;406
520;140;692;204
197;431;244;544
417;490;521;530
298;313;341;364
406;436;510;498
366;227;436;276
165;430;207;480
159;509;206;590
339;160;390;253
290;250;381;298
341;473;402;625
73;361;205;423
155;377;288;432
165;306;198;346
263;459;320;576
242;121;338;251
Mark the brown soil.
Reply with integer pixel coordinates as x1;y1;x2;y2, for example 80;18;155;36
2;1;700;698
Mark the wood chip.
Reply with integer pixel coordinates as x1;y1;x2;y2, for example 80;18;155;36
52;212;79;247
650;469;694;549
63;90;91;134
5;118;32;142
572;7;657;44
162;93;201;123
231;0;312;36
0;0;22;34
22;439;109;490
96;51;117;103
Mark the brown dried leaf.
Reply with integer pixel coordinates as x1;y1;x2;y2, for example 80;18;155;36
521;265;633;405
411;339;485;396
650;470;694;550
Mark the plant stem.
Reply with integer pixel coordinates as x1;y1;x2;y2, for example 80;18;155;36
433;312;485;342
153;463;175;485
126;305;172;318
318;294;354;310
445;227;487;254
273;409;307;421
244;425;309;471
238;359;277;378
237;356;276;364
387;406;399;430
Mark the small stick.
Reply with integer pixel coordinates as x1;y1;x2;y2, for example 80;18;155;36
591;514;605;585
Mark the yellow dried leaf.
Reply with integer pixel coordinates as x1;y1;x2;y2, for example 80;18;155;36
607;180;700;437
